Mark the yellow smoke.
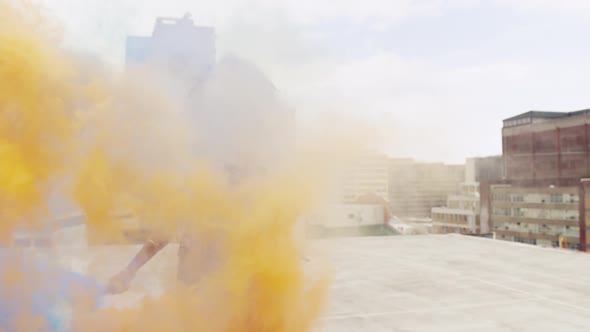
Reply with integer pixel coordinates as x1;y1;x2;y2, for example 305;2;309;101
0;1;353;331
0;0;78;239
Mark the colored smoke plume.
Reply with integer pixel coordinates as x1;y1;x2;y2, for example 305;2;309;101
0;1;374;331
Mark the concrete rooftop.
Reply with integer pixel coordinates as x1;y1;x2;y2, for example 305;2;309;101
316;235;590;332
51;232;590;331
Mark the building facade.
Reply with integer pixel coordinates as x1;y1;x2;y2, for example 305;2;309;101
432;183;481;234
482;109;590;251
123;14;295;170
503;110;590;186
432;156;503;235
390;160;464;218
339;154;390;203
489;185;584;249
466;155;505;183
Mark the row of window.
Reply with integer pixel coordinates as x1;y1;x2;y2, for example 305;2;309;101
494;222;580;238
433;226;473;234
499;236;581;250
495;221;575;230
493;207;578;220
551;241;580;250
492;193;579;204
432;213;471;223
514;237;536;245
505;126;590;154
462;186;479;193
448;201;479;210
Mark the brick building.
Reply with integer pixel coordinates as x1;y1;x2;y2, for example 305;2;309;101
484;109;590;251
502;110;590;186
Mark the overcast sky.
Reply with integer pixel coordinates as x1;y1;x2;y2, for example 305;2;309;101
39;0;590;163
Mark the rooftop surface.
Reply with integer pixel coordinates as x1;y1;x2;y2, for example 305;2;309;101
53;232;590;331
315;235;590;332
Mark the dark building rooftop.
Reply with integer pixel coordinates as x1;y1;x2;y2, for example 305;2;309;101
504;109;590;128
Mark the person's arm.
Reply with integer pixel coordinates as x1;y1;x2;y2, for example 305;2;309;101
126;238;169;274
107;237;169;294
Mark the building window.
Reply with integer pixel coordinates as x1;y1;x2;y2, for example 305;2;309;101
493;208;511;216
515;237;537;245
493;193;510;202
567;195;577;203
550;193;563;203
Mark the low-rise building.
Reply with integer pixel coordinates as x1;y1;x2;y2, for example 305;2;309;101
305;202;395;238
307;204;386;228
490;184;583;249
431;156;503;234
432;183;481;234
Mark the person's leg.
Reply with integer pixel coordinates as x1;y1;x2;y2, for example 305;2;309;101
176;232;225;286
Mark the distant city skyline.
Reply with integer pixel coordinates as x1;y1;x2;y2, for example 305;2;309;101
40;0;590;163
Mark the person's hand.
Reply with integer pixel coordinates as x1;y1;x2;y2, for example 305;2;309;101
106;268;135;294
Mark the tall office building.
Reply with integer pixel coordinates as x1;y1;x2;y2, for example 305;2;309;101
124;14;295;171
390;160;464;218
126;14;215;85
338;153;390;203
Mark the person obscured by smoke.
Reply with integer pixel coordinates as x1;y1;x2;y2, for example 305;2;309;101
107;55;296;292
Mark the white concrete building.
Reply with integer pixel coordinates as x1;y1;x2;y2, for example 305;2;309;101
432;182;481;234
431;156;503;234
